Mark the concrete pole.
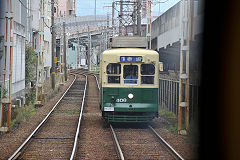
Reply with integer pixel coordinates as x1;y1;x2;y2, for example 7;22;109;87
77;32;80;68
0;0;13;132
119;0;123;36
60;23;64;84
63;22;67;81
51;0;56;90
146;0;152;49
36;0;44;105
107;15;109;47
88;26;91;71
95;0;96;21
112;2;115;27
137;0;141;36
133;2;137;35
178;0;191;135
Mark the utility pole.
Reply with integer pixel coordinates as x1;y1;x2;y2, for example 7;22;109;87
77;32;80;68
0;0;13;132
87;26;91;71
137;0;141;36
51;0;56;90
73;0;76;15
119;0;123;36
60;23;64;84
112;2;115;27
95;0;96;21
132;3;136;35
107;14;109;47
63;22;67;81
36;0;45;105
146;0;152;49
178;0;191;135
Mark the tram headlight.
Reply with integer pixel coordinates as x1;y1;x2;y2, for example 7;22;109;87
128;93;134;99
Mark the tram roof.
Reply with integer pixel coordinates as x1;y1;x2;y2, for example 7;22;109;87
102;48;158;56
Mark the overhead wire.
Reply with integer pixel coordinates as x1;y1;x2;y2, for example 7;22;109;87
18;0;44;12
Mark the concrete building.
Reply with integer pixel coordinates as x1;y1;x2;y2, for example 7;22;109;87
54;0;76;18
151;0;203;74
31;0;52;80
151;0;203;50
0;0;28;99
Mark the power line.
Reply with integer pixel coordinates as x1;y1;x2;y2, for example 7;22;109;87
155;0;170;3
18;0;38;12
44;21;50;28
18;0;30;10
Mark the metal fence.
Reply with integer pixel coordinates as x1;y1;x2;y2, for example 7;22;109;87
159;78;199;121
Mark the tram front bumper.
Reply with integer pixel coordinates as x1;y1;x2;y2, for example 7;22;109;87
102;103;158;122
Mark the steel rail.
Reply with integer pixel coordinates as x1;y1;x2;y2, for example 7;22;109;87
93;73;124;160
110;124;125;160
70;74;88;160
8;75;77;160
148;125;184;160
93;74;100;90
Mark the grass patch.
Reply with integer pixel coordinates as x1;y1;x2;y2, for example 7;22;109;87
158;106;177;119
158;106;178;133
9;103;36;129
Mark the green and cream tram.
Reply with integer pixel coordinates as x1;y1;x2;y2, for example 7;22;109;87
100;48;159;122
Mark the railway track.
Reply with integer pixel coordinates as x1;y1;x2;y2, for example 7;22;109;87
92;73;184;160
110;124;184;160
8;71;87;160
8;69;185;159
75;73;117;159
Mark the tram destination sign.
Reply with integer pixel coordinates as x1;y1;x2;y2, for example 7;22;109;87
120;56;142;62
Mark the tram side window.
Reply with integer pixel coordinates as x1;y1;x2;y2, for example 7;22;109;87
107;63;121;84
141;64;155;75
124;65;138;84
141;64;155;84
141;76;154;84
108;76;120;84
107;63;121;74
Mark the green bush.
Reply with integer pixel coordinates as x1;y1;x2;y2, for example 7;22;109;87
25;45;37;85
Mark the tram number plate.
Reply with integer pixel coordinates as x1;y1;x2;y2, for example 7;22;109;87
104;107;114;111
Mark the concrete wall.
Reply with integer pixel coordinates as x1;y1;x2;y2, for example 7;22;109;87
0;0;27;99
67;42;78;69
54;0;75;17
12;0;27;98
151;0;203;81
0;1;6;84
151;1;183;49
12;21;26;98
31;0;52;79
31;0;40;31
151;0;204;50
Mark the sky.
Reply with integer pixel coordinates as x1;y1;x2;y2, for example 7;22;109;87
76;0;181;17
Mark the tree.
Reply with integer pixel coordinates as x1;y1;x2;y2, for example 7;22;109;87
25;45;37;85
